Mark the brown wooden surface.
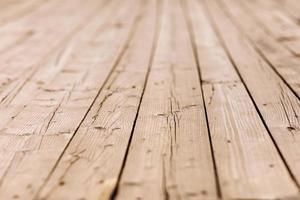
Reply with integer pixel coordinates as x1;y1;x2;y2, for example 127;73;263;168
0;0;299;199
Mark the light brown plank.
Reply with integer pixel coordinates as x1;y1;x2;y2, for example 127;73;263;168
37;0;159;199
0;0;104;107
203;1;300;198
116;0;217;199
0;0;119;114
0;0;111;136
0;0;61;66
184;0;299;199
240;0;300;56
216;0;300;98
0;0;141;199
258;0;300;57
0;0;299;199
0;0;116;145
0;0;72;63
0;0;48;26
274;0;300;21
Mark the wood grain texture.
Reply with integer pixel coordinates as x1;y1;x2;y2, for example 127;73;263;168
216;0;300;97
0;0;299;199
242;0;300;54
0;0;47;26
0;0;141;199
184;0;298;198
274;0;300;20
38;0;160;199
204;0;300;197
116;0;217;199
0;0;104;107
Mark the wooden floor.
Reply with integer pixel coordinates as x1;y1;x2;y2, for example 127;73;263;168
0;0;300;199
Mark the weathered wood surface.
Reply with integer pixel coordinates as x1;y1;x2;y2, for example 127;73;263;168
0;0;299;199
185;0;298;199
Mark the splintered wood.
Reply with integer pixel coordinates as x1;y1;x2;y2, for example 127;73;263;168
0;0;299;199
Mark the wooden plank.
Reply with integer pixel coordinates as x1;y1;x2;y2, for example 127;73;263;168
215;0;300;100
0;0;110;133
0;0;60;64
0;0;119;113
274;0;300;21
0;0;104;107
204;0;300;198
258;0;300;57
183;0;299;199
0;0;142;199
0;0;48;26
0;0;114;166
0;0;117;135
240;0;300;56
0;0;299;199
36;0;160;199
116;0;217;199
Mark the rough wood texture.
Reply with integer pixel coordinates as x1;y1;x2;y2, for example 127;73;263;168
0;0;299;199
184;0;298;199
117;0;217;199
